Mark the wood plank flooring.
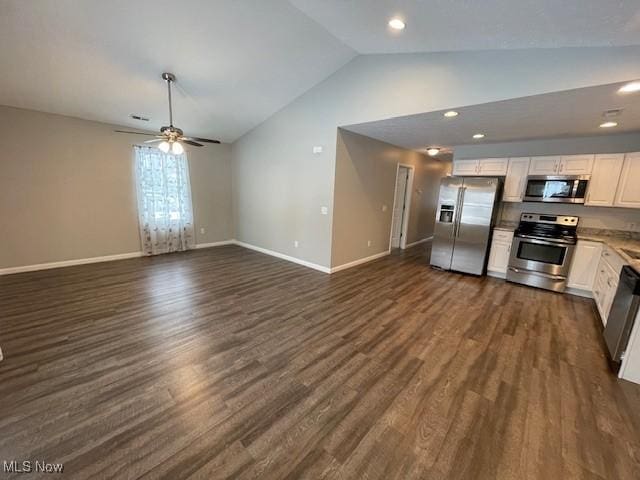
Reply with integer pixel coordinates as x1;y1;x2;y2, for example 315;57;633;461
1;244;640;479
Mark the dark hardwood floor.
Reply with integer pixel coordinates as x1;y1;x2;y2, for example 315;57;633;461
1;244;640;479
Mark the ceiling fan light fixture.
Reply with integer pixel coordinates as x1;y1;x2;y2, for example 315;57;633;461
158;141;171;153
171;141;184;155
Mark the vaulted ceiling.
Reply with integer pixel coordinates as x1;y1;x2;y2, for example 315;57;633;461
2;0;640;143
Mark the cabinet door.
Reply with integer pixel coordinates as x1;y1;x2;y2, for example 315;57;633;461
614;152;640;208
478;158;508;176
452;160;479;176
528;156;561;175
502;157;530;202
487;240;511;274
586;154;625;206
593;256;610;324
559;154;594;175
567;240;603;290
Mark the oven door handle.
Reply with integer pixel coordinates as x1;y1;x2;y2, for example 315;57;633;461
508;267;565;281
515;234;574;246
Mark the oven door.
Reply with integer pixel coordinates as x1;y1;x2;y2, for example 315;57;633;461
508;235;574;276
523;176;588;203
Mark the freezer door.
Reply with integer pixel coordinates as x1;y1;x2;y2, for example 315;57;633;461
450;178;498;275
430;177;463;270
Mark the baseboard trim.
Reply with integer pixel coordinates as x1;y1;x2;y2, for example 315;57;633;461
195;240;235;249
234;241;331;274
565;287;593;299
330;250;391;274
487;270;507;279
405;236;433;249
0;252;143;276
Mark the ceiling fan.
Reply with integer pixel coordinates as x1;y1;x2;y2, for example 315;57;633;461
115;72;220;154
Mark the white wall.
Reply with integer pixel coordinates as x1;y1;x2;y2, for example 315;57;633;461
232;47;640;269
331;129;450;267
0;106;234;269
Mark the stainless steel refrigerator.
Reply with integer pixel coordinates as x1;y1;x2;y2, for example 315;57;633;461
430;177;500;275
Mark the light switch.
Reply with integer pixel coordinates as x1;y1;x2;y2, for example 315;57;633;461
382;205;388;212
200;228;205;234
313;146;323;154
320;206;328;215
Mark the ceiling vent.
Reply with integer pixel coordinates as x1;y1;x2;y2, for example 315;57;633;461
603;109;623;118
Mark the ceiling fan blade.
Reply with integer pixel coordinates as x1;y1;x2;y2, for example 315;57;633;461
186;136;221;144
144;139;164;143
114;130;158;136
182;139;203;147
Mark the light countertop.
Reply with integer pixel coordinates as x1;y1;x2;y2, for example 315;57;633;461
577;232;640;273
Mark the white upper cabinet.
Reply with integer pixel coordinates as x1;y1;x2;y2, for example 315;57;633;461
452;159;480;176
502;157;530;202
585;154;625;206
528;156;561;175
567;240;603;291
614;152;640;208
452;158;508;176
558;154;594;175
528;155;594;175
477;158;509;176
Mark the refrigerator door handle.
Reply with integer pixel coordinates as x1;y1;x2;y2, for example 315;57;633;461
455;187;466;237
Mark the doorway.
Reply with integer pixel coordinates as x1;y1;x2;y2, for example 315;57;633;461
390;164;414;249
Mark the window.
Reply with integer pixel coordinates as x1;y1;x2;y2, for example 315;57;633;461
134;145;195;255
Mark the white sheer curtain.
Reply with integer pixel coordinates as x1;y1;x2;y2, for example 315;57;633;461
134;145;195;255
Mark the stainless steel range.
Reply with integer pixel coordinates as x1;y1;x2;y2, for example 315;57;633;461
506;213;579;292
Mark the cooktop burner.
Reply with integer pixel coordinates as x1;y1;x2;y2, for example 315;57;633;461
515;213;579;243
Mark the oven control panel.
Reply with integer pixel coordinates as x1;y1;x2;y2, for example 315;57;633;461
520;213;578;226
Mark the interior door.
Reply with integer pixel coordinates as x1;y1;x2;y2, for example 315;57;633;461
430;177;463;270
450;177;498;275
390;166;409;248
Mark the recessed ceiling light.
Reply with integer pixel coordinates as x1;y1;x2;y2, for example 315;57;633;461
444;111;459;118
473;133;485;139
600;121;618;128
619;81;640;93
426;147;440;156
388;18;405;30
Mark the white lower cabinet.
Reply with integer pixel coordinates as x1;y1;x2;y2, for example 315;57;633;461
567;240;603;291
592;246;625;325
487;230;514;275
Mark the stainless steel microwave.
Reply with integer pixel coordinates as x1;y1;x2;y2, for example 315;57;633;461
523;175;589;204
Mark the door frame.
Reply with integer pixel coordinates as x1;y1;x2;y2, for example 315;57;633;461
389;163;415;250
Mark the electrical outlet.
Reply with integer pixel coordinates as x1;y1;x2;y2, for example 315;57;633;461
294;240;299;248
382;205;387;212
200;227;205;235
628;222;639;231
320;206;328;215
367;240;372;247
313;146;323;154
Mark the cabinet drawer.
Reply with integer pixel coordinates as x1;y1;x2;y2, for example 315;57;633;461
601;245;625;278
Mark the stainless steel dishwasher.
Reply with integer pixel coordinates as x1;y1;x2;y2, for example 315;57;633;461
604;266;640;370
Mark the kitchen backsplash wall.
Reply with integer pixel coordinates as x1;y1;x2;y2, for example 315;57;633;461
499;202;640;232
